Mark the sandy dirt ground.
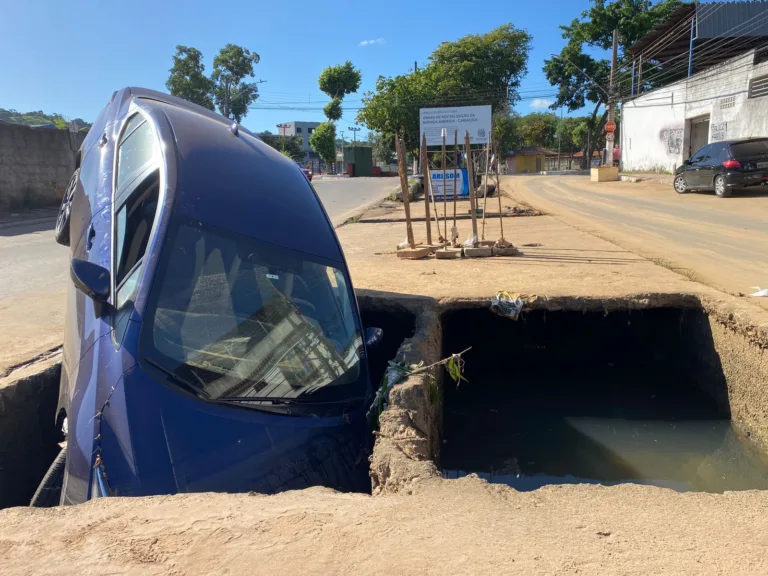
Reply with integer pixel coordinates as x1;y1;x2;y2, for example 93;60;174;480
503;175;768;309
4;477;768;575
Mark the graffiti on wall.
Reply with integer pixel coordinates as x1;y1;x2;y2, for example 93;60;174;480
659;127;683;155
711;122;727;142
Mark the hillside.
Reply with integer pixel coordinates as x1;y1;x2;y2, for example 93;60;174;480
0;108;90;130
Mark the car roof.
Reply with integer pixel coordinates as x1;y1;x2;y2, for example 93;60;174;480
720;137;768;144
134;95;343;263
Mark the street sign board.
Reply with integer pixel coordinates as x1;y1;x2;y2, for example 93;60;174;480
605;121;616;133
430;168;469;199
420;106;492;146
605;132;615;141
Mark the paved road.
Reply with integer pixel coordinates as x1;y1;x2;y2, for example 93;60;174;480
507;175;768;302
0;178;395;374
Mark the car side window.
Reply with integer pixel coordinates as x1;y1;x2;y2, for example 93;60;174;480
691;145;711;164
114;113;161;308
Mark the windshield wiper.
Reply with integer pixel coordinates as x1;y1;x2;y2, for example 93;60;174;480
144;358;211;399
217;395;366;406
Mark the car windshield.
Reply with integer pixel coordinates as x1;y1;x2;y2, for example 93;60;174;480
141;214;365;410
730;140;768;157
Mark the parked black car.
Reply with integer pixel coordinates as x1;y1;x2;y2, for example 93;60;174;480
674;138;768;198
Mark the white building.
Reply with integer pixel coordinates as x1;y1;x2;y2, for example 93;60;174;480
276;121;321;159
621;48;768;173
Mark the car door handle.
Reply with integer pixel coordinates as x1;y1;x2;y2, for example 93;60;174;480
86;224;96;251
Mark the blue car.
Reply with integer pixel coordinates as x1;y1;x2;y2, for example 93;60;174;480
34;87;379;506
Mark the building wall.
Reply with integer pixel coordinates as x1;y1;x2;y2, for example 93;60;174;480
0;121;86;211
278;121;321;154
621;49;768;173
506;154;544;174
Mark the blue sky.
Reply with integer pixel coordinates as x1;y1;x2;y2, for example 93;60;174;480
0;0;597;134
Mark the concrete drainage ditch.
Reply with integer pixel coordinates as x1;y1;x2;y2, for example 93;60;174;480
371;294;768;495
3;293;767;508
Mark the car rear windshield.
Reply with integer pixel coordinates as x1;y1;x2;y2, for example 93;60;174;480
141;214;365;411
730;140;768;157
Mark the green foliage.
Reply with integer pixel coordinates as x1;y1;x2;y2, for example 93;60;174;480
493;114;521;154
428;23;532;112
166;45;215;110
318;61;362;99
518;112;558;148
256;131;305;161
0;108;90;130
212;44;261;122
368;131;395;164
310;122;337;166
357;23;531;154
323;98;342;121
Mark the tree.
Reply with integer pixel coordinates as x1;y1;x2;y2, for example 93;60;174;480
166;46;215;110
212;44;261;122
368;132;395;164
317;61;362;122
518;112;558;148
312;62;361;165
544;0;681;167
310;122;337;168
428;23;532;112
256;131;305;161
357;23;532;154
493;114;521;156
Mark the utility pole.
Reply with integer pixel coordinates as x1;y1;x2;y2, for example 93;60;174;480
276;123;289;152
348;126;361;143
606;28;618;167
414;61;418;73
557;107;563;171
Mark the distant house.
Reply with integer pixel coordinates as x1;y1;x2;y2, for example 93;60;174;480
504;146;558;173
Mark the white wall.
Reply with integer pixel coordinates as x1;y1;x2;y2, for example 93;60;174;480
621;49;768;173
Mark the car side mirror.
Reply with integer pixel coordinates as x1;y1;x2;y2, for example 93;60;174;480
71;258;110;302
364;327;384;347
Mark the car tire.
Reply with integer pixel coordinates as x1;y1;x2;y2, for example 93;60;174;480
29;448;66;507
714;175;730;198
54;169;79;246
673;175;688;194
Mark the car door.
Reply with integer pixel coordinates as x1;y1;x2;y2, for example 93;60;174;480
698;142;726;189
686;144;712;188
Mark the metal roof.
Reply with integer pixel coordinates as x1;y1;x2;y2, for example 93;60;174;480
628;2;768;72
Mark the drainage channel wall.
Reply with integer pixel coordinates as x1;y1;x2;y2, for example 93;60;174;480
370;293;768;494
0;354;62;509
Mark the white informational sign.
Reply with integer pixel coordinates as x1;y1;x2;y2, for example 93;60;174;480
420;106;492;146
430;168;469;199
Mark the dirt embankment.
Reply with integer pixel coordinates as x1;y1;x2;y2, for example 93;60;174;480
3;477;768;575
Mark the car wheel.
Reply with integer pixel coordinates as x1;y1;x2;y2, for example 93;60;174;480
714;175;730;198
54;169;79;246
673;175;688;194
29;448;66;507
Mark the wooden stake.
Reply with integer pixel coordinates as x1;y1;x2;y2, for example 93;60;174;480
426;156;443;243
464;131;478;245
494;139;504;240
441;129;448;241
453;129;458;246
421;133;432;246
396;135;415;248
481;139;491;240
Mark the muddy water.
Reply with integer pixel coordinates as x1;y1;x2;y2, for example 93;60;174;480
442;369;768;493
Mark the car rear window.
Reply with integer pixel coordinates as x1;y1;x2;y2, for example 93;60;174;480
730;140;768;157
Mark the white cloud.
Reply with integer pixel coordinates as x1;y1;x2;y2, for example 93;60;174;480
530;98;554;110
359;38;386;47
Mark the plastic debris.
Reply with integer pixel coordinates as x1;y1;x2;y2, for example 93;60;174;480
490;290;524;320
463;233;478;248
397;238;410;250
750;287;768;297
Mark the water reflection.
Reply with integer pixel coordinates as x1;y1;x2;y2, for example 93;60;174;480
442;416;768;493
